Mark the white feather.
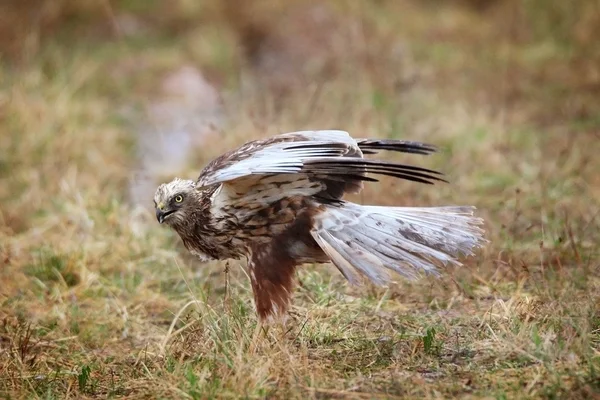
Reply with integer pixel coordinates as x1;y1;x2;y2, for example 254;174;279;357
312;230;381;285
197;130;361;188
278;130;356;144
312;203;486;283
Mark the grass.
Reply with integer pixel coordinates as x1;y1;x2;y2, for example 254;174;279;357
1;0;599;398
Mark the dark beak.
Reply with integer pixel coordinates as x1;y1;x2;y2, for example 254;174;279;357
156;208;165;224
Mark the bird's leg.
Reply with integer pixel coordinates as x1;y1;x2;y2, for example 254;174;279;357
224;260;231;313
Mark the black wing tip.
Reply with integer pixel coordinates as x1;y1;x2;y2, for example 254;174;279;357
357;139;439;155
306;158;448;185
308;159;445;176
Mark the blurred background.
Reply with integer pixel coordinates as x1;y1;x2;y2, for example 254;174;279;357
2;0;598;213
1;0;599;398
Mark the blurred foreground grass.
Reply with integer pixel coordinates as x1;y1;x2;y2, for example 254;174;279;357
1;0;599;398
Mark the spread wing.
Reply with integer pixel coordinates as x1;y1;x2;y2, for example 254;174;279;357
196;130;444;200
196;130;359;188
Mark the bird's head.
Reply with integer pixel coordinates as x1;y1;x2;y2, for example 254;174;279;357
153;178;197;226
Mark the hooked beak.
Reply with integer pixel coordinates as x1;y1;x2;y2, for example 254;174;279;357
156;202;176;224
156;208;175;224
156;208;165;224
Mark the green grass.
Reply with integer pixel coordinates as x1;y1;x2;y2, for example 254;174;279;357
1;0;599;398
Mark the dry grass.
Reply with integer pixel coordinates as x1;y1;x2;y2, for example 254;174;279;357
1;0;599;398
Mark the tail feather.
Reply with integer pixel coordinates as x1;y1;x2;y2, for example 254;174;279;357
311;230;364;285
346;222;455;273
311;203;486;284
312;230;392;285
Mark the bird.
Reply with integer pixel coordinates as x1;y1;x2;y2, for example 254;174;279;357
154;130;486;321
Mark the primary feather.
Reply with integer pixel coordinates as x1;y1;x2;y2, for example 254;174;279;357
154;130;487;322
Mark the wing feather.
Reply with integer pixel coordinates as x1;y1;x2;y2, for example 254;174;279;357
197;130;441;189
196;131;360;188
356;139;438;155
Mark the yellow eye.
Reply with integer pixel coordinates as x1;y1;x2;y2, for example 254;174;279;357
175;195;183;203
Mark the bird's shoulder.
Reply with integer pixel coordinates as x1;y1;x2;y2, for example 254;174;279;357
197;134;302;183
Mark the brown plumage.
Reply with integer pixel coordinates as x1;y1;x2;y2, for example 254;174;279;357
154;130;486;321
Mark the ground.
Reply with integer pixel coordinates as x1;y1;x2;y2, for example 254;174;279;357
1;1;599;399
